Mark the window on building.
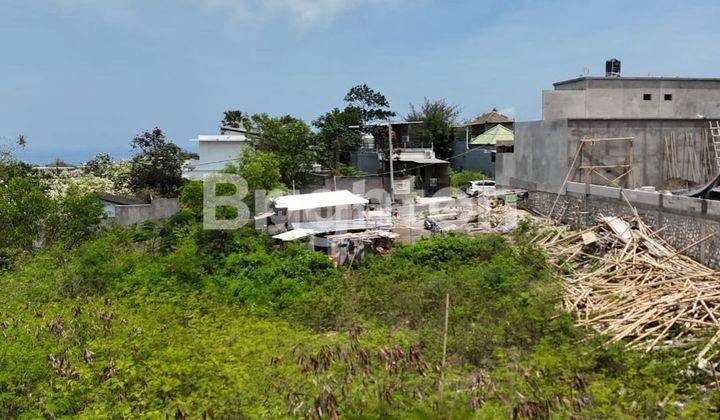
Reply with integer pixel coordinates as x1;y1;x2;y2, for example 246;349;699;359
643;93;652;101
664;94;673;101
491;152;496;163
497;145;514;153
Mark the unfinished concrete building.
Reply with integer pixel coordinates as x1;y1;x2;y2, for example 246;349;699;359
498;71;720;192
497;62;720;269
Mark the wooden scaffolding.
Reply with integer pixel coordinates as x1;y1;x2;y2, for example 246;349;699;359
549;136;635;219
577;136;636;189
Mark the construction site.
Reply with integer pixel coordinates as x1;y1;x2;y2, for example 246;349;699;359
490;59;720;366
256;59;720;370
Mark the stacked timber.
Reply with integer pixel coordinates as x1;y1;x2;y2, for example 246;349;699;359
534;216;720;359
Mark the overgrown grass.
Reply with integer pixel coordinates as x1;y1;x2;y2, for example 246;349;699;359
1;220;719;417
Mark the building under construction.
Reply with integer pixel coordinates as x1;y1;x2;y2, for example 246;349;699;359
497;59;720;269
497;60;720;193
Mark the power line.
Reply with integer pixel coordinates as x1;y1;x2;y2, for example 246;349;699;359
332;147;484;178
187;145;486;176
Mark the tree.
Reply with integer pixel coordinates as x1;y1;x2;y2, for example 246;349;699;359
179;180;204;215
0;161;36;185
44;186;104;248
228;150;285;192
344;84;396;125
83;153;113;178
406;98;461;160
0;177;52;250
48;158;74;168
0;173;103;251
129;128;190;196
221;110;251;130
313;107;362;170
248;114;317;187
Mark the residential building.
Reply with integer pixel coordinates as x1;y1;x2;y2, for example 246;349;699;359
182;133;250;180
452;109;514;176
350;120;451;198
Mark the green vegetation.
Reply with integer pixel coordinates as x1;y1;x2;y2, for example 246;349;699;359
129;127;194;197
407;97;461;160
1;200;719;417
450;169;490;190
1;114;719;416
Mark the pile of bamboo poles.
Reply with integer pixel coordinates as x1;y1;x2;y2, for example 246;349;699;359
663;130;715;185
534;215;720;358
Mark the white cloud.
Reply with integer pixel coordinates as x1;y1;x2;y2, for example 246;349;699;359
196;0;397;27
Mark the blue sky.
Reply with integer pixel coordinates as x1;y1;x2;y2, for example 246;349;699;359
2;0;719;163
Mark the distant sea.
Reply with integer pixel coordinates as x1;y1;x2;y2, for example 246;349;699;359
14;142;197;166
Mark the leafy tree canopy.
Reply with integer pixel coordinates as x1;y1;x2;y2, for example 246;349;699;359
313;107;362;170
407;97;461;159
248;114;317;187
221;110;252;130
343;84;396;125
83;153;113;178
129;127;191;197
227;150;285;192
0;178;102;252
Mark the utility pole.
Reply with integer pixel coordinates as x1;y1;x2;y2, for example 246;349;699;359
387;120;394;204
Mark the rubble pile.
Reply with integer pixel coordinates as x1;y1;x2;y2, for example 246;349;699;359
534;215;720;358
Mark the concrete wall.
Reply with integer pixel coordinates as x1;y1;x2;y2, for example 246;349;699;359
568;119;710;188
498;118;712;193
495;140;515;187
544;79;720;120
503;119;570;192
350;150;381;174
526;185;720;269
451;140;495;176
196;141;247;172
114;198;180;226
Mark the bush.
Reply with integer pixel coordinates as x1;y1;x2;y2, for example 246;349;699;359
2;209;719;417
450;169;489;189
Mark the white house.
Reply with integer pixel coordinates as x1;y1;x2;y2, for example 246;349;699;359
182;134;250;180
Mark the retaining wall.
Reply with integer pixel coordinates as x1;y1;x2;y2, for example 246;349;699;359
526;183;720;268
114;198;180;226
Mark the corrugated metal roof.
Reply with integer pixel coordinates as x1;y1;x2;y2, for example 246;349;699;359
397;157;449;164
470;124;514;145
272;228;317;241
273;190;368;211
291;219;392;235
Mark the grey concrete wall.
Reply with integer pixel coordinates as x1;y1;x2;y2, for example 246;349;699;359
495;141;515;187
151;198;181;219
114;198;180;226
350;150;380;174
504;119;570;192
525;188;720;269
544;79;720;119
568;119;711;188
497;118;712;193
451;140;495;176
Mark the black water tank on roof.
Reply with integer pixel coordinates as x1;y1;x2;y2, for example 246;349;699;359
606;58;621;77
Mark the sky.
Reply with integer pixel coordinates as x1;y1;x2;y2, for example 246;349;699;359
2;0;720;164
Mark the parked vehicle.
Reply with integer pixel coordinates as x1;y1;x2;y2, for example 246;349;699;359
466;179;496;196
